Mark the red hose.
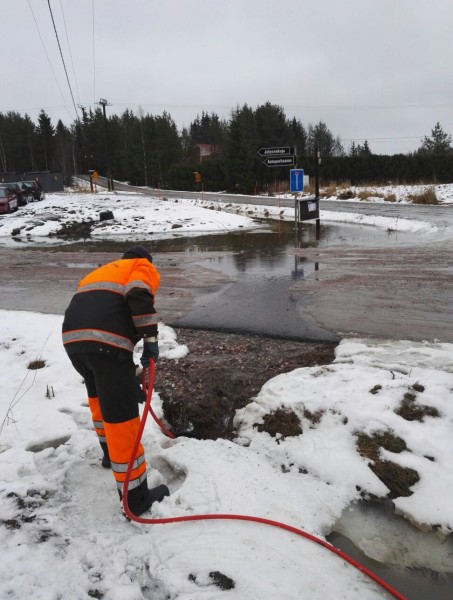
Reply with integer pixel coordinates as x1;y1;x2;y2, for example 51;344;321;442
122;359;407;600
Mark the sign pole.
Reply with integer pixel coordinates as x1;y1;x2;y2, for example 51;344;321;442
315;146;321;233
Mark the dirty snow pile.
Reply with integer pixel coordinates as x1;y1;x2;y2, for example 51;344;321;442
1;310;453;599
0;192;258;246
170;195;439;235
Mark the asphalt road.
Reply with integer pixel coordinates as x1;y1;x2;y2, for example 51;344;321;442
1;184;452;343
83;174;453;228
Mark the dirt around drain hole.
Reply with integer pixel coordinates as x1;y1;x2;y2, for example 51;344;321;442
155;328;337;440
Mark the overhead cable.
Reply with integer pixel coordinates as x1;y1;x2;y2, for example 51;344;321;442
92;0;96;105
46;0;80;121
59;0;81;105
26;0;73;121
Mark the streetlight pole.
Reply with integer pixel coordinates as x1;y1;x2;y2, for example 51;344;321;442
97;98;113;191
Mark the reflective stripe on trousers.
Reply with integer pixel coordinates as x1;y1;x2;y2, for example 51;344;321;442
88;396;106;443
104;418;147;490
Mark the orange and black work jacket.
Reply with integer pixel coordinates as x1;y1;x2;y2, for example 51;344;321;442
62;257;160;357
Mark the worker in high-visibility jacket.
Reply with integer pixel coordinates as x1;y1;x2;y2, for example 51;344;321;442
62;245;169;516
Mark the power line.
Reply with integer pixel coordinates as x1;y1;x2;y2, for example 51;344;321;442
343;136;424;142
26;0;73;121
59;0;80;105
110;101;453;111
46;0;79;121
92;0;96;106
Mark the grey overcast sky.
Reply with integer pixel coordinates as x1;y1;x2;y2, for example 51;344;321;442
2;0;453;155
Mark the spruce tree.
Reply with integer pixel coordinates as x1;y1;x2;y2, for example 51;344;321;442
419;122;452;155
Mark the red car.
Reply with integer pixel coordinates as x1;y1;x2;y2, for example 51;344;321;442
0;186;18;214
6;182;28;206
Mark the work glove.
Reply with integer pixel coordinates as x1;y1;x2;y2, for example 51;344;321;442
141;341;159;367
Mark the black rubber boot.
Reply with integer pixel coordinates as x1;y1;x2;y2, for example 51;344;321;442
127;479;170;516
100;441;111;469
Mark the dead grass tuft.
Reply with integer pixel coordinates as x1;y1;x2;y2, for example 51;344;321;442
255;407;302;439
337;190;355;200
323;185;337;197
356;431;419;497
28;359;46;370
396;392;439;421
371;461;420;498
408;187;438;205
358;189;373;200
337;181;351;190
369;384;382;395
303;408;324;425
411;382;425;393
358;189;386;201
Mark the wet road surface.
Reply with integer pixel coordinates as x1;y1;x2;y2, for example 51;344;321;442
1;214;451;342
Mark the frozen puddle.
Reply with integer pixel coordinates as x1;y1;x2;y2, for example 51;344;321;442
328;500;453;599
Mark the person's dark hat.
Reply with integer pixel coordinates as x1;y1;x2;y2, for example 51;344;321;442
122;245;153;263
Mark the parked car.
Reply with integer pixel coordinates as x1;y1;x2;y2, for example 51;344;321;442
21;180;45;201
0;186;18;214
5;182;28;206
19;181;35;202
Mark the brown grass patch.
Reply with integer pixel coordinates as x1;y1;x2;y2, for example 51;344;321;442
369;384;382;395
27;359;46;370
411;382;425;393
337;190;355;200
408;187;438;205
384;193;397;202
370;461;420;498
395;392;439;421
358;190;373;200
337;181;351;190
323;184;337;197
358;190;386;201
303;408;324;425
356;431;419;497
254;407;302;439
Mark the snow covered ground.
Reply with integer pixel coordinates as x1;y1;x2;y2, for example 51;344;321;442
0;191;258;247
1;181;452;247
323;182;453;205
1;188;453;599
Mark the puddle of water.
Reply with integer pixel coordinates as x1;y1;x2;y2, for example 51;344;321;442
327;501;453;600
32;218;419;254
148;220;417;279
148;223;414;339
42;220;415;340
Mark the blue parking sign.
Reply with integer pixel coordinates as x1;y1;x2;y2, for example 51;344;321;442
290;169;304;193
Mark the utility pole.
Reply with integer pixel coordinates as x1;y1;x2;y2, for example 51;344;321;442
138;106;148;187
97;98;114;191
78;105;92;173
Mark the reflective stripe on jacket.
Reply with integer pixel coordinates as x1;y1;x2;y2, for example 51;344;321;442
62;257;160;356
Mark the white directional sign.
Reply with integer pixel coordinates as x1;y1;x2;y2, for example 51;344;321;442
258;146;295;157
263;156;295;167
